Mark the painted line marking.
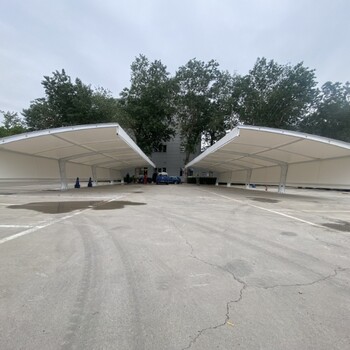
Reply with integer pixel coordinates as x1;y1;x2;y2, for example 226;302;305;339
189;273;211;277
0;196;125;245
191;283;209;287
300;210;350;213
0;225;34;228
0;211;87;245
201;189;326;229
262;209;350;214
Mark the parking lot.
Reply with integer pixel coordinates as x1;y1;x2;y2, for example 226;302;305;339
0;183;349;349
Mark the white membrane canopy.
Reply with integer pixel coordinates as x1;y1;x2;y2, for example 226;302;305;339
186;126;350;191
0;124;155;189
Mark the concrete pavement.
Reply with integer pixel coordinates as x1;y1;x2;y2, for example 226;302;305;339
0;183;349;349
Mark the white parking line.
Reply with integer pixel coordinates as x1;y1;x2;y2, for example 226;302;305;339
0;210;87;245
0;196;124;245
301;210;350;213
0;225;34;228
202;189;326;229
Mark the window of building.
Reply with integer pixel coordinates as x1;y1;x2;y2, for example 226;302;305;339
154;144;167;153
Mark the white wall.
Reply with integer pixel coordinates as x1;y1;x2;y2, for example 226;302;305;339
218;156;350;189
287;157;350;188
251;167;281;184
0;150;59;180
219;170;247;184
0;149;121;185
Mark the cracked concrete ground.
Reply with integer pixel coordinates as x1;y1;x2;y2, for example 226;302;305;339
0;183;349;349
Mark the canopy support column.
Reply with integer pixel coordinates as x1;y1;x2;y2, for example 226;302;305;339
109;169;115;184
58;159;68;191
92;166;98;186
278;164;288;193
227;171;234;187
245;169;252;189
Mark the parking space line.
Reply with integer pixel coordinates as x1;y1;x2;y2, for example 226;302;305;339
0;196;124;245
202;189;326;229
300;210;350;213
0;225;34;228
0;210;87;245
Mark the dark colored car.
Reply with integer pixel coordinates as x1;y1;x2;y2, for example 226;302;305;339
168;176;182;184
156;173;181;184
156;172;169;184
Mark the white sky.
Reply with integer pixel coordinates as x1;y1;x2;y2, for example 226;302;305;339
1;0;349;123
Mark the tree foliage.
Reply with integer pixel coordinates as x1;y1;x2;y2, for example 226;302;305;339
175;59;234;163
0;110;27;137
119;54;176;155
299;81;350;141
22;70;121;130
14;55;350;164
232;58;318;129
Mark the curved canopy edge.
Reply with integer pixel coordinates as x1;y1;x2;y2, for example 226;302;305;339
186;125;350;191
0;123;155;170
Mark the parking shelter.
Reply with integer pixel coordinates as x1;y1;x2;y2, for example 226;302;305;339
186;126;350;192
0;124;155;190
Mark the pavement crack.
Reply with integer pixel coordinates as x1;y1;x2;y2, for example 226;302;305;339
183;236;248;292
184;238;195;256
182;290;245;350
262;267;347;290
166;216;247;350
182;320;225;350
181;241;247;350
184;236;248;294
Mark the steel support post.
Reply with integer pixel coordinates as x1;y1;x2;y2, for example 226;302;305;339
227;171;234;187
245;169;252;189
92;166;98;186
278;164;288;193
109;169;115;184
58;159;68;190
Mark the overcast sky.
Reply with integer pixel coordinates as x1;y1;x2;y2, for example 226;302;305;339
1;0;349;123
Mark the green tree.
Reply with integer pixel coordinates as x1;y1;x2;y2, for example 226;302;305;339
119;54;176;155
23;70;122;130
91;87;124;124
175;59;234;164
0;110;27;137
202;71;237;147
232;57;318;129
22;98;53;130
299;81;350;141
